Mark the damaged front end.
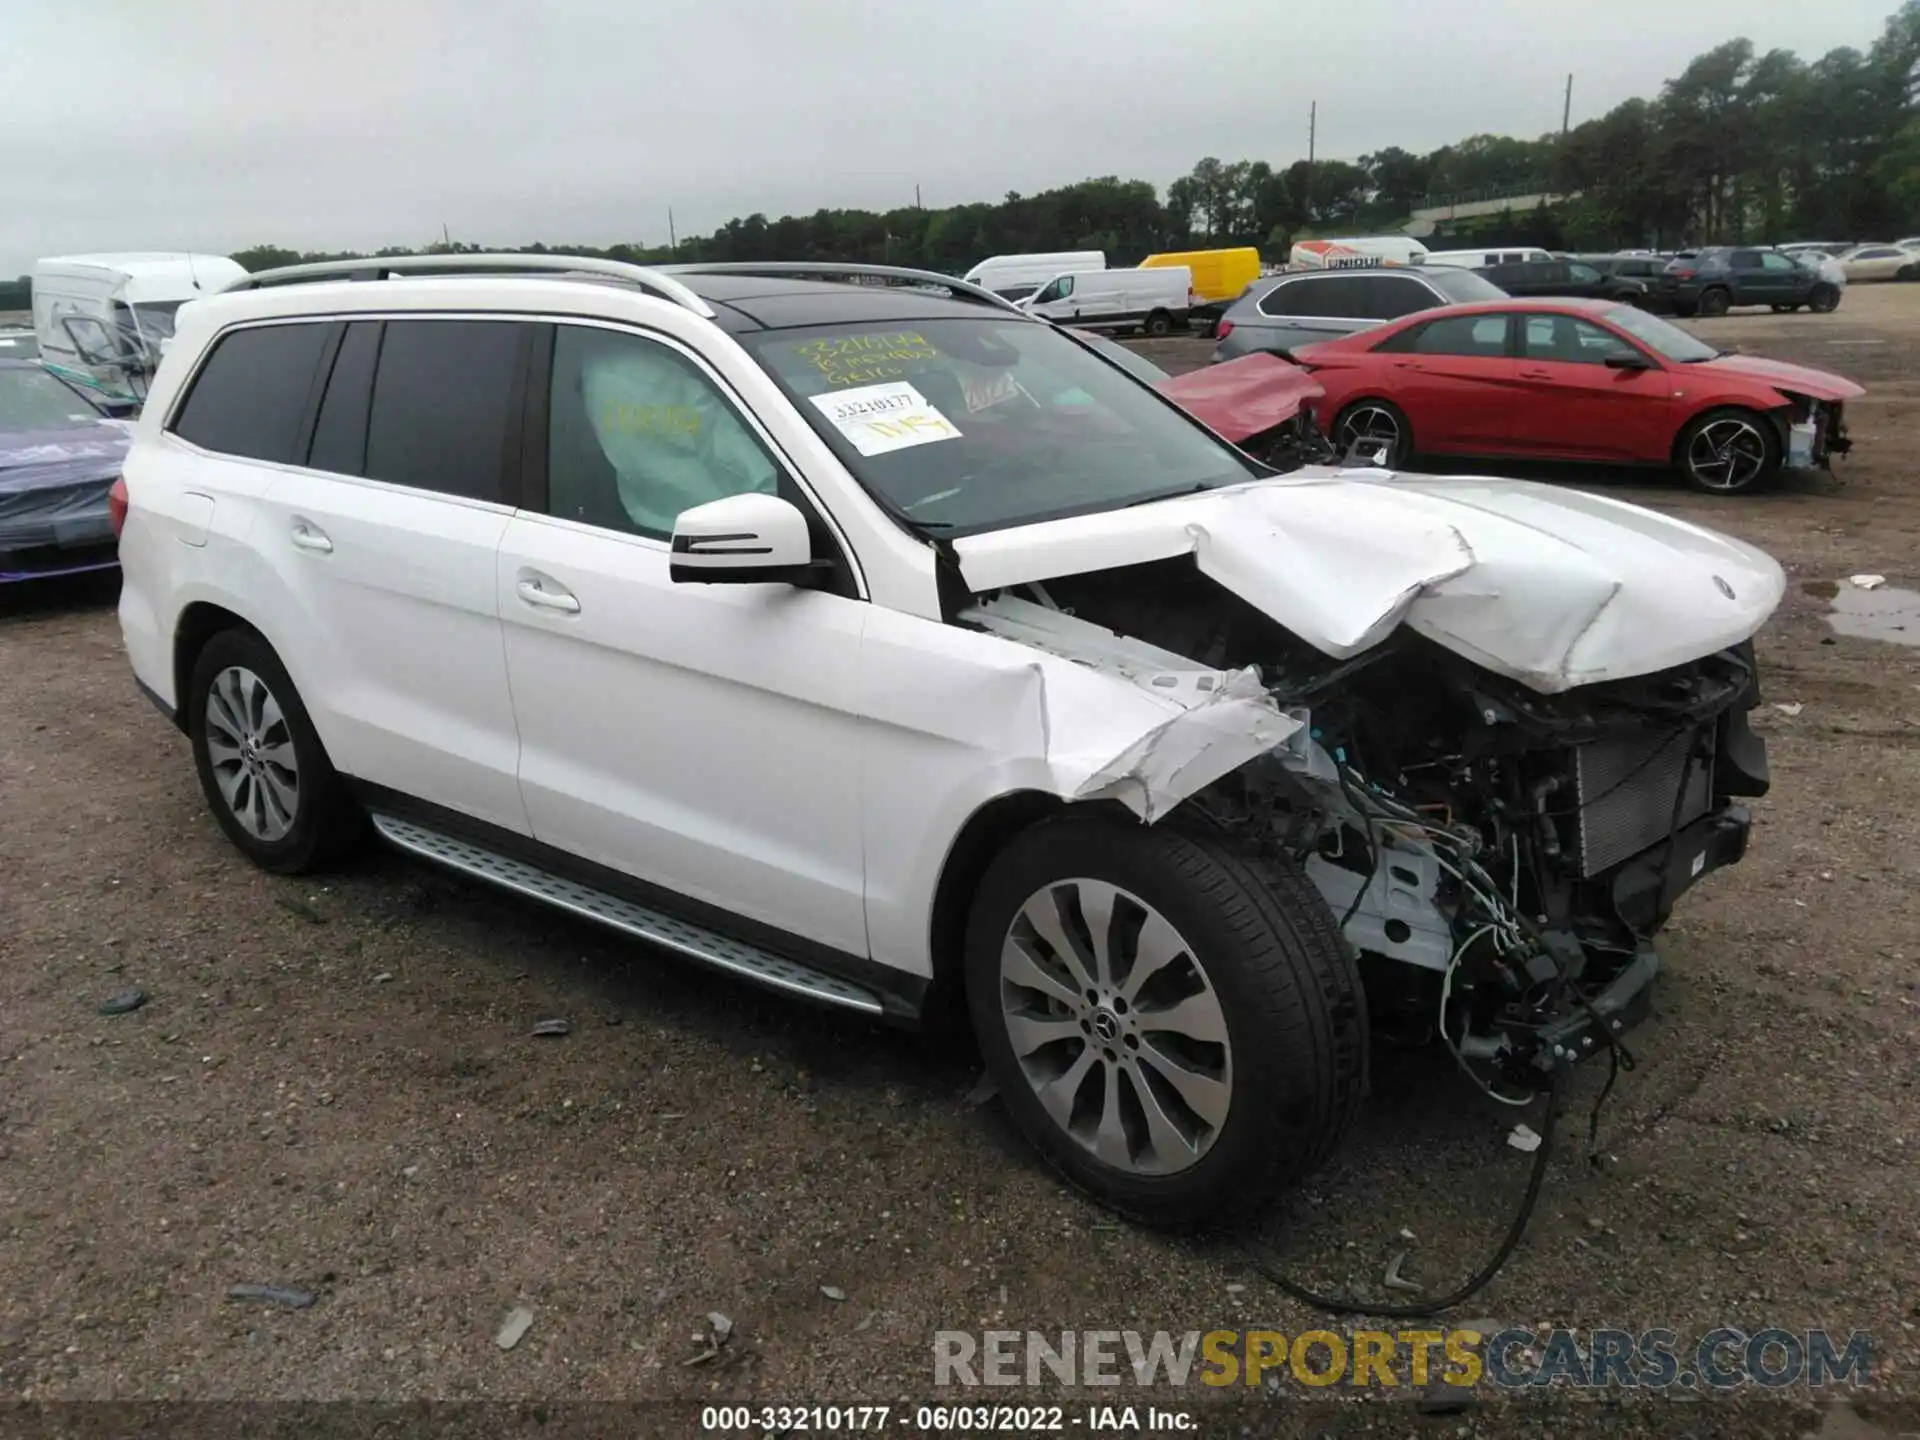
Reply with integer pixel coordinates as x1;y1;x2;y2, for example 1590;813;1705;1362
966;556;1770;1096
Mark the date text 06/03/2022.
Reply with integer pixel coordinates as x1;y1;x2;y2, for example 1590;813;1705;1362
699;1403;1199;1432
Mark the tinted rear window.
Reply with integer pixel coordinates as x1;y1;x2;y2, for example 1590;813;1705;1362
1366;275;1436;318
307;321;380;475
1426;268;1508;303
363;320;523;501
171;323;333;463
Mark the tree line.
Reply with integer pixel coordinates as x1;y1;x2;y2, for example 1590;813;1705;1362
198;4;1920;276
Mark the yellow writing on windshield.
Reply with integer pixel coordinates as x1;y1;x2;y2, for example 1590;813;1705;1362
795;331;938;388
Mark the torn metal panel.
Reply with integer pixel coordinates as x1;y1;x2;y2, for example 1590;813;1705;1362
952;472;1785;694
963;594;1303;822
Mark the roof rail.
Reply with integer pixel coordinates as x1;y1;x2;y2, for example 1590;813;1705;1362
657;261;1024;313
221;253;717;319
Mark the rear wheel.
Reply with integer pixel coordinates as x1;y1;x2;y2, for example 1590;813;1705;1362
187;628;363;873
964;819;1366;1228
1331;398;1412;467
1143;309;1174;337
1809;284;1840;313
1675;407;1780;496
1697;286;1731;317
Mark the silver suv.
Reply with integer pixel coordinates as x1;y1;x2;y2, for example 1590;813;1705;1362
1213;265;1506;360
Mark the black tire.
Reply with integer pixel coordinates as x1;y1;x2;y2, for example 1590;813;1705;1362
1898;264;1918;283
963;818;1367;1229
1674;406;1781;496
1697;286;1731;317
1809;284;1840;313
1143;309;1174;338
187;627;364;874
1331;398;1413;467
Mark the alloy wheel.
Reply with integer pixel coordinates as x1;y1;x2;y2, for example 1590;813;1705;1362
998;879;1232;1176
1335;405;1400;463
1686;417;1769;493
203;665;300;842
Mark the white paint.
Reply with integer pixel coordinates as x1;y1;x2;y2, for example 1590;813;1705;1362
953;471;1785;694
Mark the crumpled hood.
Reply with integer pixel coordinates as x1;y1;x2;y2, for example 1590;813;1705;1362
952;469;1786;694
1700;353;1863;403
1151;353;1324;442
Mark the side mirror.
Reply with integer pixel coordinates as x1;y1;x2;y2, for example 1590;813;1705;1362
1604;354;1653;371
669;492;822;586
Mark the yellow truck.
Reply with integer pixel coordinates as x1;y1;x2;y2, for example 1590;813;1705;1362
1140;247;1262;335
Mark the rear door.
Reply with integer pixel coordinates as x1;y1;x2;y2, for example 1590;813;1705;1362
250;316;532;833
1369;310;1517;451
1507;312;1672;460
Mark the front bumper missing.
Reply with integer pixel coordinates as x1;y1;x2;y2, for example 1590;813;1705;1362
1458;801;1752;1080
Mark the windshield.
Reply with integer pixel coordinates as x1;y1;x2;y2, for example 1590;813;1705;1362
742;317;1258;535
1071;331;1171;384
1426;267;1507;302
1602;305;1719;363
0;365;103;430
113;299;185;343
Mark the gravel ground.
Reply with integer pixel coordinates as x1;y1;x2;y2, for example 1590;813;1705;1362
1;285;1917;1435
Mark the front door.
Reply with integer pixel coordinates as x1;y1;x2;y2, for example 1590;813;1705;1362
497;321;870;956
1507;313;1673;461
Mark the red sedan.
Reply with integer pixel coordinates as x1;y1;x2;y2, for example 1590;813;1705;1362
1286;298;1863;494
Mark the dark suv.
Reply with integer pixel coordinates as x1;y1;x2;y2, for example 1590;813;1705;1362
1474;256;1649;304
1662;247;1841;316
1212;265;1506;360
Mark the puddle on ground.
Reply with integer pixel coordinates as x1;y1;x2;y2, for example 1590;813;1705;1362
1822;584;1920;647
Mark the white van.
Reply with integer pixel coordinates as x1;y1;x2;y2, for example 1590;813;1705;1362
32;253;248;406
1422;246;1553;269
1288;237;1429;270
1017;265;1193;335
962;250;1106;302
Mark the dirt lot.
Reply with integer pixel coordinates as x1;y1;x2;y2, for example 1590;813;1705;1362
2;285;1917;1431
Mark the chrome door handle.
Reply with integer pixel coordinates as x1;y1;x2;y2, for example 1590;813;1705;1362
290;522;332;553
516;577;580;614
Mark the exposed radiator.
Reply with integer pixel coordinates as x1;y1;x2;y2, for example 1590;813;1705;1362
1574;727;1714;878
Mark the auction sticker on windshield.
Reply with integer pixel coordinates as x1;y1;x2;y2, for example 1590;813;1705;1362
809;381;961;457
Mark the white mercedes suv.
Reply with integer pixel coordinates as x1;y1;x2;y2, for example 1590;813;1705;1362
116;256;1783;1226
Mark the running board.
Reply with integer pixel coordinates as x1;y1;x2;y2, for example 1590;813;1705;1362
368;813;885;1017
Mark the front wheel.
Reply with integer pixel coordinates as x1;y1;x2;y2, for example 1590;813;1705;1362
1898;264;1918;283
1332;398;1412;467
187;628;364;873
1809;285;1840;313
1675;407;1780;496
964;819;1367;1229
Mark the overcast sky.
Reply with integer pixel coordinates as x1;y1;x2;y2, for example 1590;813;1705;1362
0;0;1898;275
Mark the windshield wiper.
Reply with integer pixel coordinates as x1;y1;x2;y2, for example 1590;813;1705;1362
1123;481;1215;508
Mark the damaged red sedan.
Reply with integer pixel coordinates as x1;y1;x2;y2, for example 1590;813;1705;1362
1286;299;1862;494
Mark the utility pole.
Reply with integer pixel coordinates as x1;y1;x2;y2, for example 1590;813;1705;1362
915;184;922;209
1562;74;1573;135
668;208;678;255
1305;101;1316;223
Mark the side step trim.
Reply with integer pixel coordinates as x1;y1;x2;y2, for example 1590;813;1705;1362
368;813;886;1017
